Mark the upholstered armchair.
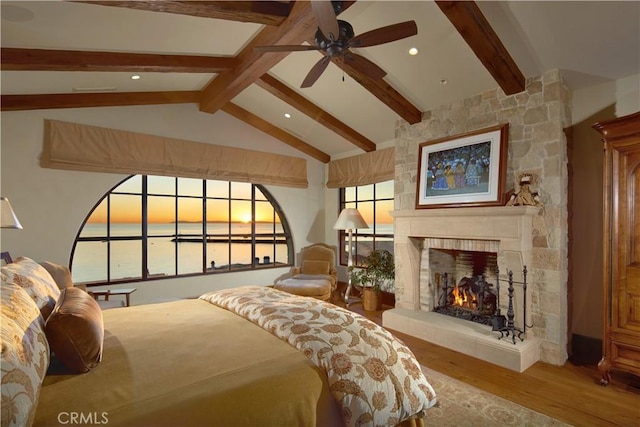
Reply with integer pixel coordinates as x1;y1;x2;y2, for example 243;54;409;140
274;243;338;301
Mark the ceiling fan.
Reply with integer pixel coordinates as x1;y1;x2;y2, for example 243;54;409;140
255;1;418;88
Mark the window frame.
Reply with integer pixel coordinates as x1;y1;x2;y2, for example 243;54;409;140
337;180;394;267
70;175;293;286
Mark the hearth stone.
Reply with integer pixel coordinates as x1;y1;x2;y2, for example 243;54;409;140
433;305;494;326
383;308;541;372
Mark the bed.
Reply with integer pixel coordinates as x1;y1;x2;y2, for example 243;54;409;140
1;257;437;427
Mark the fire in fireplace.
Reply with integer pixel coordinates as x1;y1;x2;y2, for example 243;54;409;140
434;273;498;326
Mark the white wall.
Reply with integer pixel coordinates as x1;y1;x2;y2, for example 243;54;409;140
0;104;331;305
572;73;640;123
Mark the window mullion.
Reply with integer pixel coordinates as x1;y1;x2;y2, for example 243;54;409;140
227;182;232;272
173;178;179;275
251;185;256;268
202;180;207;273
107;195;111;283
142;176;148;279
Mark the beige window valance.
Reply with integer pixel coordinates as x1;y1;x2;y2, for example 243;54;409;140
326;147;395;188
40;120;308;188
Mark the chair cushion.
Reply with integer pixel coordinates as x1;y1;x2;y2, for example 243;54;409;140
292;274;332;281
45;287;104;374
274;277;332;300
301;260;330;275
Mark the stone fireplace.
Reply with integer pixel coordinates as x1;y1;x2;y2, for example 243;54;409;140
383;206;542;372
388;70;571;368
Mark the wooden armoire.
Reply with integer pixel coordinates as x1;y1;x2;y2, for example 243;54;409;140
593;111;640;385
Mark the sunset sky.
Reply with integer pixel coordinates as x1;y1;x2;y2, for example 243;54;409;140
86;176;393;225
87;176;276;224
86;197;277;224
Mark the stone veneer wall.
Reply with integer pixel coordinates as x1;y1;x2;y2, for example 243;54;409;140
394;70;572;365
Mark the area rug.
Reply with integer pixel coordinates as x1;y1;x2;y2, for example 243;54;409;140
421;366;572;426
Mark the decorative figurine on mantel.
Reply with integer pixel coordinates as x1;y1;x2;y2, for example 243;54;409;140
506;173;543;207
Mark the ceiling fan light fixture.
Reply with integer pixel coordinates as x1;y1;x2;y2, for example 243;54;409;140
258;3;417;89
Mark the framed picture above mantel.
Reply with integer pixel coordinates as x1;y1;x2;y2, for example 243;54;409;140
416;124;509;209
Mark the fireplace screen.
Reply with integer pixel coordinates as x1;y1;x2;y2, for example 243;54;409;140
429;246;530;344
430;248;498;326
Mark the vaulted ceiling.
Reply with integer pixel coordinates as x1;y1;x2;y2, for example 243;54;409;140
2;1;638;163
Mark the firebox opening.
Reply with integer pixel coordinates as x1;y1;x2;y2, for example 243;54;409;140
429;248;498;326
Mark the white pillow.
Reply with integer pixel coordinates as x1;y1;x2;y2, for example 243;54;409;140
1;257;60;319
0;280;50;427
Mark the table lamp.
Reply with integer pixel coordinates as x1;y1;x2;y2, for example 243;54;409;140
1;196;23;264
333;208;368;306
1;197;22;229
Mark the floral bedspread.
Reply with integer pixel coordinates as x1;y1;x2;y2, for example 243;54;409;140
200;286;437;427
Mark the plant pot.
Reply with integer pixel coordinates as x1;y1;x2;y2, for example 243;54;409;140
362;287;382;311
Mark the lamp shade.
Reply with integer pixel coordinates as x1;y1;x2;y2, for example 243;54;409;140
1;197;23;229
333;208;368;231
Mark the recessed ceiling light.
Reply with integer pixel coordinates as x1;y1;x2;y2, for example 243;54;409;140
440;78;448;85
409;47;419;56
284;113;291;119
131;75;141;80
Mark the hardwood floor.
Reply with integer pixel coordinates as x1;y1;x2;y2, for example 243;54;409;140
331;289;640;427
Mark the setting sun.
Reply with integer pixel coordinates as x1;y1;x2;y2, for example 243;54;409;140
240;213;252;223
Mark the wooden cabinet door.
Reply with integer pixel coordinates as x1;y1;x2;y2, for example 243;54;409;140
613;144;640;334
595;111;640;385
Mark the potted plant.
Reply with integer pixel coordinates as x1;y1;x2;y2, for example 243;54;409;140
349;249;395;311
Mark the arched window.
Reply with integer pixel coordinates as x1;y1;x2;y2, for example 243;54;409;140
71;175;293;286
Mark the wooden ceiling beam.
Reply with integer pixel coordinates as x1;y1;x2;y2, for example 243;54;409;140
222;102;331;163
199;2;355;115
1;48;236;73
435;1;525;95
199;1;319;114
70;1;293;26
257;73;377;152
1;91;200;111
331;56;422;125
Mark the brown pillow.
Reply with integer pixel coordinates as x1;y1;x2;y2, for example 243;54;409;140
45;287;104;374
301;260;330;275
40;261;74;290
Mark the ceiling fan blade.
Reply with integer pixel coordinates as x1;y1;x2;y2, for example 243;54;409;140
311;0;339;41
301;56;331;88
343;52;387;80
254;45;321;52
349;21;418;48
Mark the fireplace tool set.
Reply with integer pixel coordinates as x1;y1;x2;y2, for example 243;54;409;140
434;266;531;343
493;266;529;344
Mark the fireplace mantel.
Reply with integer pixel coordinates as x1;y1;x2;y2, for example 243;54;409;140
392;206;540;246
385;205;542;372
393;205;540;218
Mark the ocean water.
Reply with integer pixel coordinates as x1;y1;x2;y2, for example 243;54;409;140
71;222;395;284
72;222;287;283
